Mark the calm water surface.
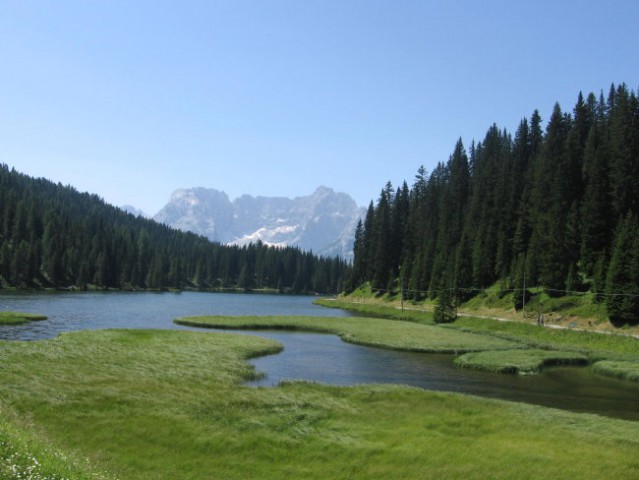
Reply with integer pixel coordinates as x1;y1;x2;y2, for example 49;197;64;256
0;291;348;340
1;291;638;420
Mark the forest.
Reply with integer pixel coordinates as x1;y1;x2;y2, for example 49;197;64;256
0;165;348;294
350;83;639;325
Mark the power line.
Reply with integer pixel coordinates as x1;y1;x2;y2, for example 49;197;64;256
363;284;639;299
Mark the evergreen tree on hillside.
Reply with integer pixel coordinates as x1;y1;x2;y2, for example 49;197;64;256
350;83;639;326
580;119;611;278
371;184;393;291
608;84;639;218
529;103;571;292
0;165;349;293
605;213;639;325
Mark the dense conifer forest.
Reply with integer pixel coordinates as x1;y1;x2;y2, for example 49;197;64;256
0;165;348;293
350;84;639;325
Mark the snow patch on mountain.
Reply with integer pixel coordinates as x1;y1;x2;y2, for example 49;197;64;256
153;186;364;259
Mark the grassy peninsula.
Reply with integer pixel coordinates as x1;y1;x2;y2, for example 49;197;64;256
317;289;639;381
1;327;639;479
174;314;519;353
0;311;47;325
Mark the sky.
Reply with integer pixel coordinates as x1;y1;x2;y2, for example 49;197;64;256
1;1;638;215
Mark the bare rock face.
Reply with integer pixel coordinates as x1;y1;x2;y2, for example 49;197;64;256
153;186;364;260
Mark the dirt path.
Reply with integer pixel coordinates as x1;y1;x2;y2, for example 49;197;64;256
332;298;639;340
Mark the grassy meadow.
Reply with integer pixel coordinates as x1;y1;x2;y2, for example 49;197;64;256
1;326;639;479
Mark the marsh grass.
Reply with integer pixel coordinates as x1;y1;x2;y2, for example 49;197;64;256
318;297;639;376
593;360;639;382
0;311;47;325
175;315;520;353
1;329;639;479
455;349;589;374
451;316;639;361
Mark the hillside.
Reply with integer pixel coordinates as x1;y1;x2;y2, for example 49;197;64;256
349;84;639;326
0;165;349;293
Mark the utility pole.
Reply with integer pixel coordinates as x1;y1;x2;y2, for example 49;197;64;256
537;285;542;325
522;268;526;320
400;268;404;313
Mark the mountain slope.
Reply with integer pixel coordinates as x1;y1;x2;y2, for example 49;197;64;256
0;165;349;293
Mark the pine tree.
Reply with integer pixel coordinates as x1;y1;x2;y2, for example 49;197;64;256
580;121;611;277
530;103;571;292
608;85;639;217
371;185;393;291
605;213;639;325
433;282;456;324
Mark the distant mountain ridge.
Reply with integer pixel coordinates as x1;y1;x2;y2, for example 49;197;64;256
153;186;364;259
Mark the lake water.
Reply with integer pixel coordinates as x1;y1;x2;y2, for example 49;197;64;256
0;291;351;340
1;291;638;420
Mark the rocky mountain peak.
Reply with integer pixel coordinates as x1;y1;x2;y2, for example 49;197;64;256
153;187;364;259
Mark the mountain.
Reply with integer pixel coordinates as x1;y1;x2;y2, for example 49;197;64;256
153;186;364;259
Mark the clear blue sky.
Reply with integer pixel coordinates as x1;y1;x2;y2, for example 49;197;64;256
1;1;637;214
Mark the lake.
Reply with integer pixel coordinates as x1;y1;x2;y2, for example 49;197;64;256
1;290;639;420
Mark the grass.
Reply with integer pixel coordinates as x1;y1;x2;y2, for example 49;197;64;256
316;297;434;323
450;316;639;361
592;361;639;382
0;311;47;325
1;328;639;479
336;282;631;331
0;406;112;480
175;315;520;353
455;349;589;374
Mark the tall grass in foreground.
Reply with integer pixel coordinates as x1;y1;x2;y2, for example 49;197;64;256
0;406;114;480
1;329;639;479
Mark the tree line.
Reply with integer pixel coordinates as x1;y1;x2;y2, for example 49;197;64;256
0;165;348;294
350;83;639;325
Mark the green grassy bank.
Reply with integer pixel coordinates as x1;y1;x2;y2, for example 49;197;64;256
175;315;520;353
318;295;639;381
321;283;636;332
1;328;639;479
454;349;589;374
0;311;47;325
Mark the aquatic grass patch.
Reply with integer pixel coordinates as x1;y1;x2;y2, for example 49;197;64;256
1;329;639;479
455;349;589;374
175;315;520;353
593;360;639;382
0;311;47;325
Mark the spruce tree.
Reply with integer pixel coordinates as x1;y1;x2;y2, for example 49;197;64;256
605;213;639;325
